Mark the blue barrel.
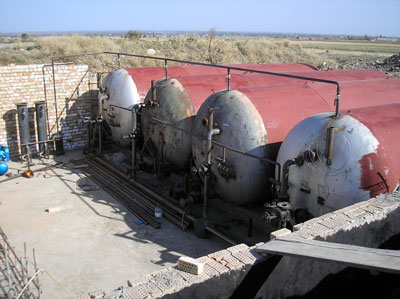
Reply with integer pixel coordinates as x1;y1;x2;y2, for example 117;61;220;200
0;162;8;175
0;145;10;162
4;146;9;161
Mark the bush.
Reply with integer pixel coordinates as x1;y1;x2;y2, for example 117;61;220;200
126;30;142;40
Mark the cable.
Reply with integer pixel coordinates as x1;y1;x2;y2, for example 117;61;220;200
16;269;76;299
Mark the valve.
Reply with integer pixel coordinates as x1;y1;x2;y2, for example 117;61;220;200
263;201;291;228
122;127;140;141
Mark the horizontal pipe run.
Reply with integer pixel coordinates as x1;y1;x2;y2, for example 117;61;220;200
92;156;196;223
52;51;341;113
92;156;244;244
85;157;191;229
83;160;160;228
21;139;56;147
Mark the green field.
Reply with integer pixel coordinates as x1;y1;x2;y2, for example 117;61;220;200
292;40;400;56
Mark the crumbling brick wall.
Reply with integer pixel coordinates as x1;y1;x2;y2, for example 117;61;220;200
0;63;98;157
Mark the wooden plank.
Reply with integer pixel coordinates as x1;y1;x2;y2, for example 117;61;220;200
257;238;400;274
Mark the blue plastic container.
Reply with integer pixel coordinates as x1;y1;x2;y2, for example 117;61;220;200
0;145;9;162
4;146;9;162
0;162;8;175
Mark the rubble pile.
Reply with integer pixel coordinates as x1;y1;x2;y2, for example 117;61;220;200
330;53;400;78
378;53;400;75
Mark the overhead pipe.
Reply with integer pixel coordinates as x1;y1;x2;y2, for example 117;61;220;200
51;51;341;116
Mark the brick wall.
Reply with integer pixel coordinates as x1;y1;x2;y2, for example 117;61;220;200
0;63;98;157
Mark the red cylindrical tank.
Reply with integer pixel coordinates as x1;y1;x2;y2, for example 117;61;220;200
125;63;318;101
276;103;400;221
192;77;400;205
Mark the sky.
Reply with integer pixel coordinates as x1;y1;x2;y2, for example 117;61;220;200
1;0;399;37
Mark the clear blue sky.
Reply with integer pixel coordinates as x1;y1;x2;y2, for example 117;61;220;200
1;0;399;37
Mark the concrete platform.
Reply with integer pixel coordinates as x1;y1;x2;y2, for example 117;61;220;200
0;151;225;298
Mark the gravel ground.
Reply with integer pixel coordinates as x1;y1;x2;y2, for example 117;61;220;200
321;53;400;78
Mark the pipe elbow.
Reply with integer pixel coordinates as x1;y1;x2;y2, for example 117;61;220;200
98;94;109;102
207;128;220;140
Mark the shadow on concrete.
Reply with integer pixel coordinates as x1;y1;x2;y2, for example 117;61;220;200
44;154;225;267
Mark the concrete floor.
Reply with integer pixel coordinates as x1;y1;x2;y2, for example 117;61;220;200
0;151;225;298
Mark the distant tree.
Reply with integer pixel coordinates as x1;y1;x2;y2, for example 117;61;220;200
21;33;29;40
364;34;371;41
126;30;142;39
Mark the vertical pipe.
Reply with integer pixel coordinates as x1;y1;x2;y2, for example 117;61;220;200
16;103;30;156
51;58;59;135
35;101;48;153
151;80;157;106
117;54;121;69
203;176;209;219
334;87;341;118
325;126;335;165
207;107;214;165
131;107;137;179
227;68;231;90
98;121;102;155
164;59;168;79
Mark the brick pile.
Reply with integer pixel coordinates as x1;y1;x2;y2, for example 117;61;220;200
0;63;97;156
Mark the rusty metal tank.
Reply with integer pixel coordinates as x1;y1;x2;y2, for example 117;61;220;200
141;69;390;170
191;77;400;205
275;103;400;223
100;63;318;146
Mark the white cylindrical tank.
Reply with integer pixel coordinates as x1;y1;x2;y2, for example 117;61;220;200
100;69;140;147
275;104;400;223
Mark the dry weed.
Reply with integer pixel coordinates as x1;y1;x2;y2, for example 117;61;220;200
0;35;338;71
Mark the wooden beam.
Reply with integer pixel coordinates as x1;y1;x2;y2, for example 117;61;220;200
257;238;400;274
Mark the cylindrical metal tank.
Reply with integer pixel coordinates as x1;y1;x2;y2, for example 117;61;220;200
35;101;47;153
142;70;391;170
192;77;400;205
100;63;318;147
100;69;141;147
275;103;400;222
16;103;30;156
